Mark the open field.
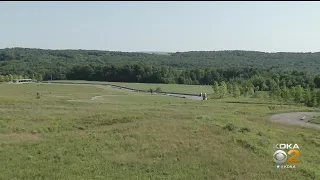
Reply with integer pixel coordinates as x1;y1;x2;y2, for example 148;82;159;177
0;83;320;180
53;80;213;95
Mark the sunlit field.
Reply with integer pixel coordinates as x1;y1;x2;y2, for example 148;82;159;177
0;83;319;180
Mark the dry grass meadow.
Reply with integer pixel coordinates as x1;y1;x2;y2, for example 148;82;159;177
0;82;319;180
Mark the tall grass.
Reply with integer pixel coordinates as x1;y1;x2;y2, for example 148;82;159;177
0;83;319;180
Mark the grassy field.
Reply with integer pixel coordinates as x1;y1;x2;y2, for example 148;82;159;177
53;80;213;94
0;83;320;180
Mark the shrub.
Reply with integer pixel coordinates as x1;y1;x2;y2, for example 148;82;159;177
239;127;251;133
36;92;41;99
223;123;237;132
155;87;162;93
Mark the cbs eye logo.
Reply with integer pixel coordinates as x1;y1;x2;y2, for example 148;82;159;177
273;149;300;164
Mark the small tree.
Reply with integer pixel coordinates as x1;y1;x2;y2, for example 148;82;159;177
212;81;219;94
227;82;233;95
4;75;9;82
219;81;228;98
281;86;291;102
304;87;312;106
293;85;304;103
36;74;43;81
8;74;13;81
248;87;255;97
212;81;220;98
310;89;318;107
233;84;241;98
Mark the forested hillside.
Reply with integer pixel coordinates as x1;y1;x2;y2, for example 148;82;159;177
1;48;320;79
2;47;320;107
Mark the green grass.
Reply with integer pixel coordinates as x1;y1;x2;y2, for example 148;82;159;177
53;80;213;94
308;116;320;125
0;83;320;180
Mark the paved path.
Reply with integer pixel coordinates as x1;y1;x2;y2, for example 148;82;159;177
41;81;204;101
269;112;320;129
166;93;203;100
40;82;320;129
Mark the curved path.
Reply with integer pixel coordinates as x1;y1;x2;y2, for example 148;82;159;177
269;112;320;129
40;82;320;129
41;81;204;100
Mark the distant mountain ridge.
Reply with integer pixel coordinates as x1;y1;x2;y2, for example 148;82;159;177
137;51;172;55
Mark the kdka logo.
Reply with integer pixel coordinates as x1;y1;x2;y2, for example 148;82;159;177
273;144;300;165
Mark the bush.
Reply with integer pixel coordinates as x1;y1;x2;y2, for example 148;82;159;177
223;123;237;132
268;106;276;110
257;131;264;136
36;92;41;99
155;87;162;93
239;127;251;133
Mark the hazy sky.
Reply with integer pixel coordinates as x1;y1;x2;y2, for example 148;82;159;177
1;2;320;52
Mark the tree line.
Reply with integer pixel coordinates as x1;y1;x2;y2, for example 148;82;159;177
65;64;320;87
2;63;318;91
64;64;320;107
2;62;320;107
211;80;320;107
1;47;320;107
2;48;320;77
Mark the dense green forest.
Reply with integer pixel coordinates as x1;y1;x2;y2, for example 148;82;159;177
65;64;320;107
64;64;318;87
3;63;320;107
1;48;320;79
1;47;320;107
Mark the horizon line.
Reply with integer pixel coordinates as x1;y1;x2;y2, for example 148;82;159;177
1;47;319;54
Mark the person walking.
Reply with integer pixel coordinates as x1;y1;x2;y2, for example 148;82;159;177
202;93;207;100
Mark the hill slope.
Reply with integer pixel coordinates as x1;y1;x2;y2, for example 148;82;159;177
1;48;320;76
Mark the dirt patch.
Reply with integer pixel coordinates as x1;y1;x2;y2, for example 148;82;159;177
269;112;320;129
0;133;42;142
